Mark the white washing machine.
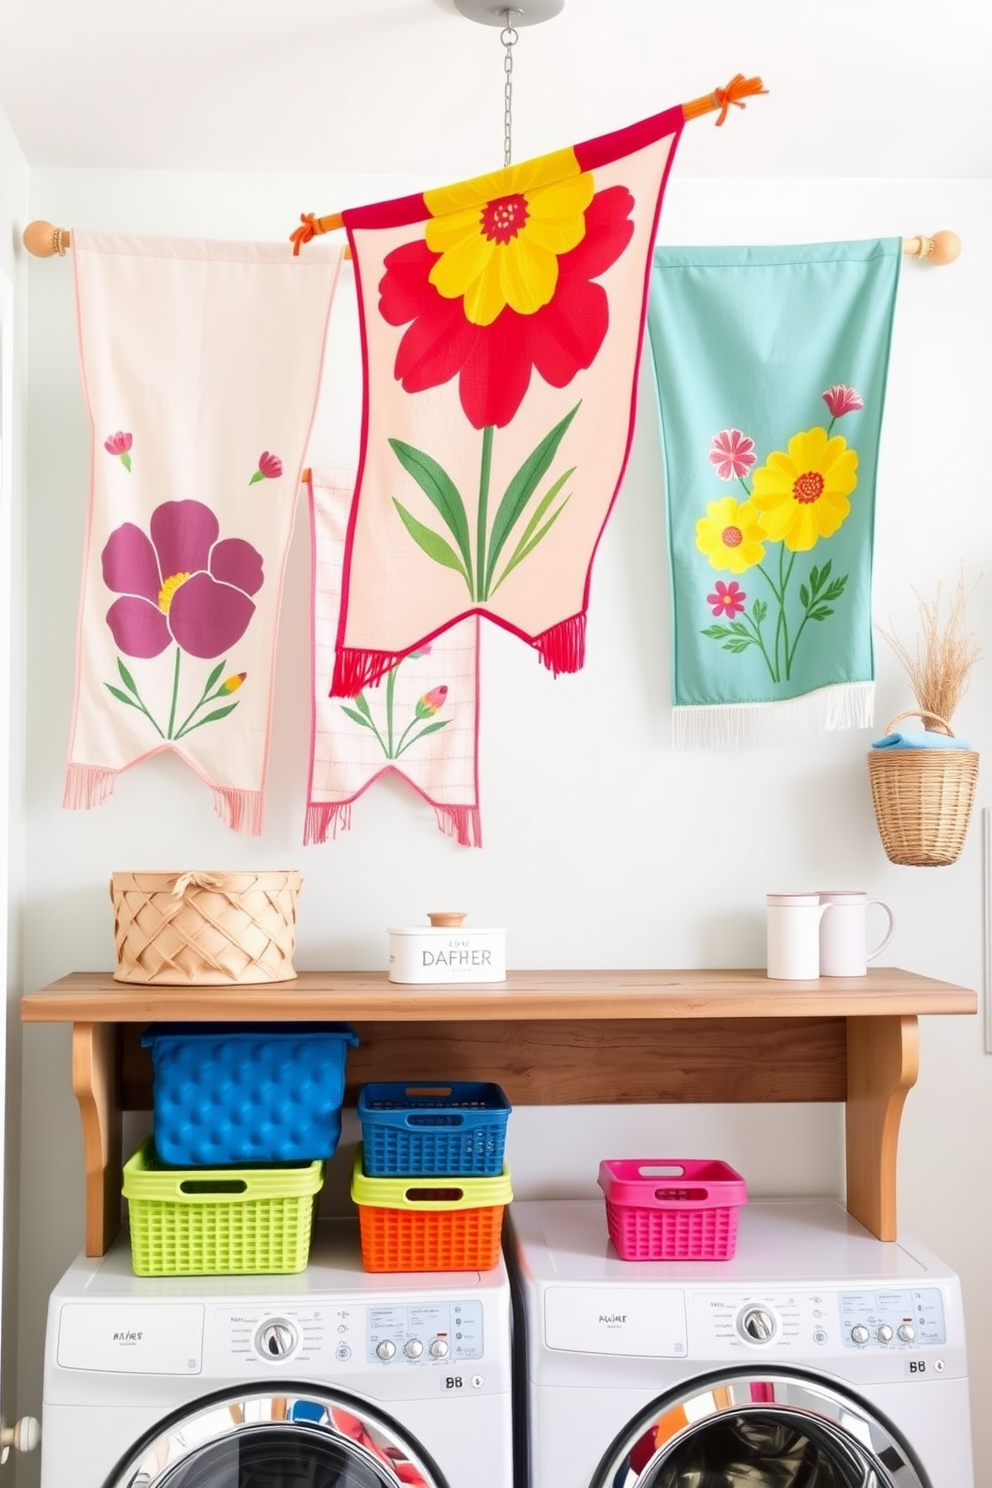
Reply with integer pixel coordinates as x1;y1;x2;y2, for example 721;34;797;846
41;1217;513;1488
508;1198;973;1488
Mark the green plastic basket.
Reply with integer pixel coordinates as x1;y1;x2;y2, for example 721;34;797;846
123;1139;324;1277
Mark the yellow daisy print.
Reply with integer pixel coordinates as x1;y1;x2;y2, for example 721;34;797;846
695;497;766;574
424;148;594;327
751;427;858;552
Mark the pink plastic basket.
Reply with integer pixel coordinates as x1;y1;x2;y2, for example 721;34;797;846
598;1158;747;1261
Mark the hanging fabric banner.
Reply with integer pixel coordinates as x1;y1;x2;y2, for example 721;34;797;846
329;104;684;696
65;232;343;832
306;470;482;847
647;239;902;747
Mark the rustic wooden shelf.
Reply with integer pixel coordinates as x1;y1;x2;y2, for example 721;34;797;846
22;967;976;1256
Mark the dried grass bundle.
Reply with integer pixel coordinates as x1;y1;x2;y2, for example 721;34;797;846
877;571;982;732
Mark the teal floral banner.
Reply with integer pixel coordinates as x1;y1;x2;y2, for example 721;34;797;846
648;240;902;747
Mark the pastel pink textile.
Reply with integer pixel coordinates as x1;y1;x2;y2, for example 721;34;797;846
306;470;481;847
329;106;684;696
65;232;343;833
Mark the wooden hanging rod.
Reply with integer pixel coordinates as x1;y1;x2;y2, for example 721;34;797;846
22;220;963;266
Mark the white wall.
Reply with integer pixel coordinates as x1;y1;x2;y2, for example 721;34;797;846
13;165;992;1484
0;95;29;1470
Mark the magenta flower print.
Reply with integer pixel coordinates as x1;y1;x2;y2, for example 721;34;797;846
249;451;283;485
707;580;746;619
102;500;263;659
821;385;863;420
709;428;756;481
104;431;133;472
101;501;263;741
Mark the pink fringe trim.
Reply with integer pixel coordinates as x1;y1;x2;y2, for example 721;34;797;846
63;763;117;810
212;787;264;836
332;648;403;698
435;804;483;848
304;800;353;845
534;613;586;675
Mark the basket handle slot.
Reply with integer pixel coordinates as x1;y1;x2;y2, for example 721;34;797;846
404;1186;464;1203
178;1178;249;1194
654;1187;708;1201
403;1086;454;1099
637;1164;685;1178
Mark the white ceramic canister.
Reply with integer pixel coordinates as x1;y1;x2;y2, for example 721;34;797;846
388;913;507;984
766;892;827;980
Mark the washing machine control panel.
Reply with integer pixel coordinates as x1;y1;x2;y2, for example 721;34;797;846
367;1301;484;1366
208;1300;485;1372
692;1285;947;1355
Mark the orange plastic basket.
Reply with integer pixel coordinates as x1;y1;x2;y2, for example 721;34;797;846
351;1148;512;1272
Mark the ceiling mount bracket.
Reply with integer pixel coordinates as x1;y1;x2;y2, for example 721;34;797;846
454;0;564;26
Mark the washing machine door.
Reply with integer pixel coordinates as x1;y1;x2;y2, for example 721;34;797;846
101;1383;449;1488
592;1369;929;1488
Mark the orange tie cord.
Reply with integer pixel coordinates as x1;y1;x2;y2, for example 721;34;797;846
290;211;345;256
683;74;768;125
290;78;766;253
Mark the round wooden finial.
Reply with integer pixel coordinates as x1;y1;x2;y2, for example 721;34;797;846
22;220;71;258
928;230;961;266
428;911;468;927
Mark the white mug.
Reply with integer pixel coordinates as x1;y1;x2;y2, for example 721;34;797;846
766;893;826;979
818;890;896;977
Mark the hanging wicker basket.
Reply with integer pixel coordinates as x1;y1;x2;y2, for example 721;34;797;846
867;711;979;867
111;870;303;985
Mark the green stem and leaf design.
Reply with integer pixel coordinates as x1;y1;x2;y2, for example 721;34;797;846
104;652;244;740
389;403;579;601
340;653;451;761
702;559;849;683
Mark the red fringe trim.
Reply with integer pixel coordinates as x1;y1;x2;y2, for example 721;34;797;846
305;801;352;845
534;613;586;676
434;804;483;849
63;763;117;810
331;648;404;698
212;787;264;837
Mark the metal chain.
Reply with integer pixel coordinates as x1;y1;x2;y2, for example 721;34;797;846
500;10;520;167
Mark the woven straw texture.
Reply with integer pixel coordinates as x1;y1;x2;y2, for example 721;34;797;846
868;712;979;867
111;870;302;984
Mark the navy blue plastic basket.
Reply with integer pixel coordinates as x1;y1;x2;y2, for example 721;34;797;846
142;1022;358;1167
358;1081;511;1177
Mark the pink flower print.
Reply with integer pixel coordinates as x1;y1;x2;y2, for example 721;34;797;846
707;580;746;618
102;500;264;659
415;685;448;719
709;429;756;481
104;431;133;472
821;385;864;419
249;451;283;485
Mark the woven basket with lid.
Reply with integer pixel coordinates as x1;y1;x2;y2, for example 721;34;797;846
111;870;302;984
867;711;979;868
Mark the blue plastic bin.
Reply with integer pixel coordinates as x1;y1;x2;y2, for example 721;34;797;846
358;1081;511;1177
142;1022;358;1166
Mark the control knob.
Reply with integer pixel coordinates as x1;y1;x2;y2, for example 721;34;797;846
256;1320;297;1359
740;1308;775;1343
877;1325;893;1343
898;1323;916;1343
851;1325;870;1346
376;1340;397;1360
429;1339;449;1358
404;1339;424;1359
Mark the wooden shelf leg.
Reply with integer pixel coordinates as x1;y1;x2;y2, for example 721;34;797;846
845;1015;919;1241
71;1022;122;1256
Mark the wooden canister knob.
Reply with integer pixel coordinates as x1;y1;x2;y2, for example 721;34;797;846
428;911;467;927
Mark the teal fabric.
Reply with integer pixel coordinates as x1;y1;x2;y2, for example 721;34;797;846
647;240;902;713
872;730;972;750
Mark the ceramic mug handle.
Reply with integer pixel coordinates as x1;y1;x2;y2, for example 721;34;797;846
866;899;896;963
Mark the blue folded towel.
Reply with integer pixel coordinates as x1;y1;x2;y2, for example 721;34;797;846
872;730;972;750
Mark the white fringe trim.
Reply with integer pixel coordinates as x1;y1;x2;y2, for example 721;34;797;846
673;682;875;750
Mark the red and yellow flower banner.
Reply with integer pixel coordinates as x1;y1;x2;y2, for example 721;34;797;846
329;105;685;696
